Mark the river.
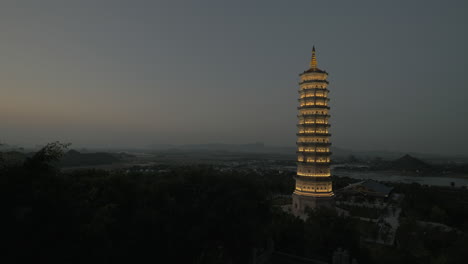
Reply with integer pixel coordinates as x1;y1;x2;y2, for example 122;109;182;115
334;170;468;187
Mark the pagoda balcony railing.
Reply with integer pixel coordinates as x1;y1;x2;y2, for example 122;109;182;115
297;105;330;110
298;97;330;102
299;80;329;84
296;161;331;165
296;132;331;137
301;68;328;74
294;175;332;181
297;114;330;118
299;104;329;108
299;88;329;93
296;142;332;146
296;162;330;167
297;123;331;128
296;151;332;156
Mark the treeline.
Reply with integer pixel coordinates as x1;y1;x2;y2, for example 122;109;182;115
396;183;468;229
1;143;272;263
0;147;128;168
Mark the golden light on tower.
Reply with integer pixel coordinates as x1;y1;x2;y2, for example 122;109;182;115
292;46;334;216
310;46;318;70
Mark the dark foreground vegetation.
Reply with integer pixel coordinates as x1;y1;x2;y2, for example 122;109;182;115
1;143;271;263
1;143;468;264
0;147;128;168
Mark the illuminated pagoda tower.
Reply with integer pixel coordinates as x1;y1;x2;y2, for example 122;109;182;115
292;47;334;216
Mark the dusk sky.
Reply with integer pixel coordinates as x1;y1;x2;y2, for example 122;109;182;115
1;0;467;155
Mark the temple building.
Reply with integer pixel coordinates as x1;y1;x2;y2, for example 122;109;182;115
338;180;394;200
292;47;334;216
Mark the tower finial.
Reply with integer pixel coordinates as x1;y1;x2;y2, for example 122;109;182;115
310;46;317;70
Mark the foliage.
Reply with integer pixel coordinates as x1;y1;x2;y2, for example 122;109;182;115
337;204;385;219
394;218;468;264
23;141;70;171
397;183;468;229
1;151;272;263
271;207;367;262
332;176;360;190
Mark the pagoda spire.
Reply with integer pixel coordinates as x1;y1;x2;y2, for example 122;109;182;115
310;46;317;70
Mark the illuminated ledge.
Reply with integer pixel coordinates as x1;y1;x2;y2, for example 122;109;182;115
298;96;329;101
299;88;329;94
296;134;332;138
296;162;330;167
296;173;331;177
298;105;330;110
296;152;332;157
299;98;329;102
296;161;331;164
298;104;329;108
293;190;334;197
294;176;333;182
296;142;332;147
298;79;329;84
297;114;330;118
301;68;328;74
297;123;331;127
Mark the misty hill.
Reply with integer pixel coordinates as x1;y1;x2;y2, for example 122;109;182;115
147;143;467;162
1;149;134;168
0;143;25;152
151;143;271;153
391;154;432;171
368;154;433;172
59;150;122;167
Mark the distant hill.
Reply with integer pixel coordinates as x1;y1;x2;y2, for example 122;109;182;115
1;149;129;168
60;150;122;167
173;143;267;152
391;154;432;171
367;154;433;172
145;143;467;162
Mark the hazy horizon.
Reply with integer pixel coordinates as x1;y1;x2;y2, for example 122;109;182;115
3;141;467;159
1;0;468;155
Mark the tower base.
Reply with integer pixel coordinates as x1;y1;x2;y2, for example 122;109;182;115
292;193;335;217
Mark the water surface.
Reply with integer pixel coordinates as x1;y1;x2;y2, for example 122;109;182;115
334;170;468;187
